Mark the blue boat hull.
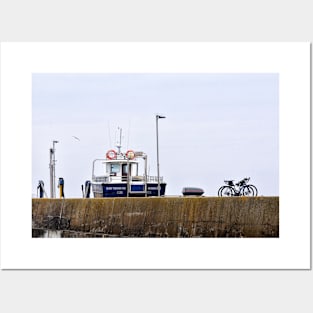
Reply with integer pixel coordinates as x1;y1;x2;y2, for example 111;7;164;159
95;183;166;197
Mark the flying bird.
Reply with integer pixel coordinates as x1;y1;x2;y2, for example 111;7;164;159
72;136;80;141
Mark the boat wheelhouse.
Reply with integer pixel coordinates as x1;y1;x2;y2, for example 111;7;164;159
91;147;166;198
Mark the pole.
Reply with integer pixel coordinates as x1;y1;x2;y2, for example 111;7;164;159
49;140;58;198
49;148;53;198
52;141;55;198
156;116;160;196
156;114;166;197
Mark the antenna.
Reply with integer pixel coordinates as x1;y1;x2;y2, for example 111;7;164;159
116;127;122;154
127;120;131;150
108;121;112;147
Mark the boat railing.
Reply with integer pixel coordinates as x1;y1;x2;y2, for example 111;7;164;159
92;175;109;182
147;175;163;183
92;174;163;183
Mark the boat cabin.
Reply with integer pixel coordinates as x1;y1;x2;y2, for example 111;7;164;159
92;149;146;184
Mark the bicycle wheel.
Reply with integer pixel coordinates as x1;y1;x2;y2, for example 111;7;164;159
248;185;258;196
220;186;235;197
240;185;255;196
217;186;224;196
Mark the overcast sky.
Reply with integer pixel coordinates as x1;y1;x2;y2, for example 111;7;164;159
32;73;279;197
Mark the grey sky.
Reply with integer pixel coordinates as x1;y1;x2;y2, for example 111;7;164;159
32;73;279;197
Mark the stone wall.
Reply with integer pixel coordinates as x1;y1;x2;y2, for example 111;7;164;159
32;197;279;237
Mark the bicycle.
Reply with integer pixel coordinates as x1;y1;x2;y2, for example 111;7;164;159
218;177;258;197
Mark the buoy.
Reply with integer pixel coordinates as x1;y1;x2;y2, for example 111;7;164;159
126;150;135;160
106;149;117;160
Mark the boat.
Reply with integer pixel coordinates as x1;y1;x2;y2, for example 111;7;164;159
90;130;166;198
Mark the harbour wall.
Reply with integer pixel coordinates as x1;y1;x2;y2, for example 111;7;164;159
32;197;279;237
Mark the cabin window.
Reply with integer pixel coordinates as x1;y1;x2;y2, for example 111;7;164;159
110;164;120;175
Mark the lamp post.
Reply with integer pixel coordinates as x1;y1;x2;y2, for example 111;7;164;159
49;140;58;198
156;114;166;196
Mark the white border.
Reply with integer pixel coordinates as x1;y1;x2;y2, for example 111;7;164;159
1;42;310;269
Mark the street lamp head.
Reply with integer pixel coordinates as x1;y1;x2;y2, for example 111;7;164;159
156;115;166;119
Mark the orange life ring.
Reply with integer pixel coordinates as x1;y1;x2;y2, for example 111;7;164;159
126;150;135;160
106;149;117;160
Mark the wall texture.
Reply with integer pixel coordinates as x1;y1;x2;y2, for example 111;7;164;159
32;197;279;237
